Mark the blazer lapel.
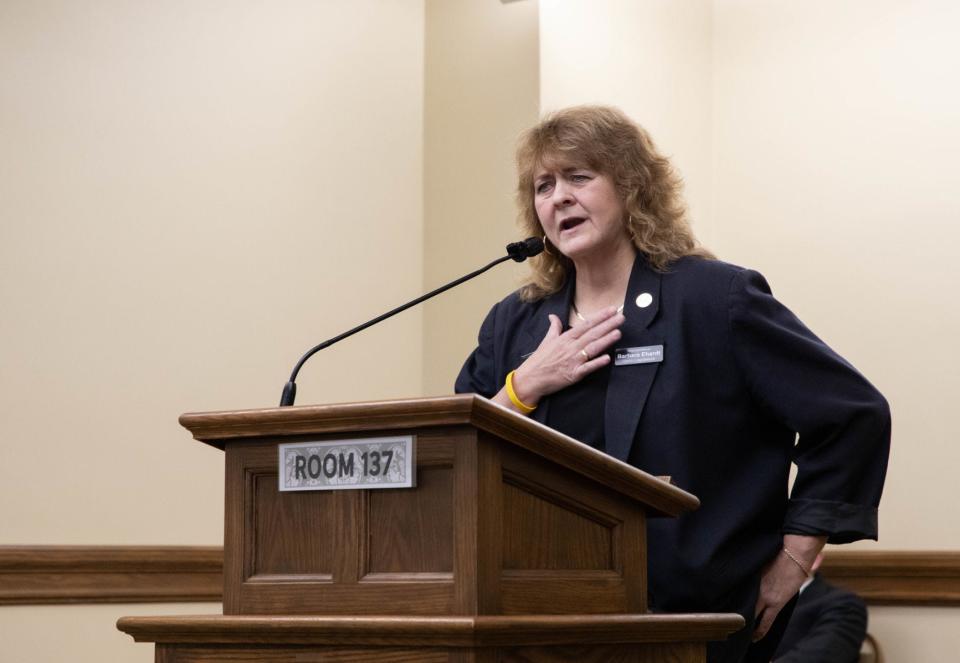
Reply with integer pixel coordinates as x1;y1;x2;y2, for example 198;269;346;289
604;255;663;462
520;278;574;428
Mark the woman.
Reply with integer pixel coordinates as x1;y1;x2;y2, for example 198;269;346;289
455;105;890;663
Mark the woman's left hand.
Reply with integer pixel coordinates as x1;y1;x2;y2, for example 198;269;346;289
752;534;826;642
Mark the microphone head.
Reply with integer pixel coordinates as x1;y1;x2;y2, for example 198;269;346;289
506;236;544;262
522;236;544;257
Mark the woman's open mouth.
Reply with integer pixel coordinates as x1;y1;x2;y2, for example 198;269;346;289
559;217;586;233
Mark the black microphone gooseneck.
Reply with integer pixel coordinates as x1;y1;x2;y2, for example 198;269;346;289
278;236;544;407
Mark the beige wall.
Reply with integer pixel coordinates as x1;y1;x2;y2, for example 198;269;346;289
1;0;425;543
1;603;222;663
711;0;960;552
539;0;960;659
422;0;540;395
1;0;424;659
540;0;716;245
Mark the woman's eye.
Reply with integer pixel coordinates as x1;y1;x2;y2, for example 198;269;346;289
535;181;552;194
571;173;591;183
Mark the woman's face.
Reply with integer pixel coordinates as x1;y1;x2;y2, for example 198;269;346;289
533;161;630;262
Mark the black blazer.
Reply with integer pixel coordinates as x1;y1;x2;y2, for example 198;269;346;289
773;575;868;663
456;254;890;615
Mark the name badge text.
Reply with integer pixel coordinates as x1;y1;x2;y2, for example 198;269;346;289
615;345;664;366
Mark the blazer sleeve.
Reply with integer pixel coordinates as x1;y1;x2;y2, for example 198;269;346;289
454;302;500;399
728;269;891;543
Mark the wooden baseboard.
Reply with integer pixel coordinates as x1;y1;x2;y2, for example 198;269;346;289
820;550;960;606
2;546;958;606
0;546;223;605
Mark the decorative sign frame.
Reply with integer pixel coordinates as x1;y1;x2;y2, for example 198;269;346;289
278;435;416;492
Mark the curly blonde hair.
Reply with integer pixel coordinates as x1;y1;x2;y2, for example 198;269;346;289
516;105;713;301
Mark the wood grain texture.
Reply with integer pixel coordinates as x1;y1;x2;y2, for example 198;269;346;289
496;442;647;615
223;434;460;616
820;550;960;605
473;430;504;616
501;481;615;571
453;428;482;615
152;643;701;663
250;472;336;577
117;613;744;646
155;644;451;662
0;546;222;605
367;465;454;574
180;395;698;517
500;643;702;663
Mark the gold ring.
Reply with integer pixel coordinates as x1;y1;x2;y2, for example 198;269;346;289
580;349;590;360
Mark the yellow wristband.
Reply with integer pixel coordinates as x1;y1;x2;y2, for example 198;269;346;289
505;370;537;414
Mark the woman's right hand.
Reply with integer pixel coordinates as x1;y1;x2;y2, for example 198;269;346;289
510;307;625;406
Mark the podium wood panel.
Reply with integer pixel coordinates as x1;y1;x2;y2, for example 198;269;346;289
153;644;699;662
223;429;467;616
368;466;454;573
251;475;336;576
221;423;649;616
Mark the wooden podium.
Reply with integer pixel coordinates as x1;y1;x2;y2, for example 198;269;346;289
118;395;743;661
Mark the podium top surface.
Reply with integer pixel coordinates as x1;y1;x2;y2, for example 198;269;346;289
180;394;699;517
118;613;745;646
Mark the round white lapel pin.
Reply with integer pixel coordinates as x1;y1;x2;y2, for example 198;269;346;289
635;292;653;308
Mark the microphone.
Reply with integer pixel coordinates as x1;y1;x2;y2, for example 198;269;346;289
278;237;544;407
506;236;544;262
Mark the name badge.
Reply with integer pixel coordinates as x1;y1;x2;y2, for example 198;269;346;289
615;345;664;366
